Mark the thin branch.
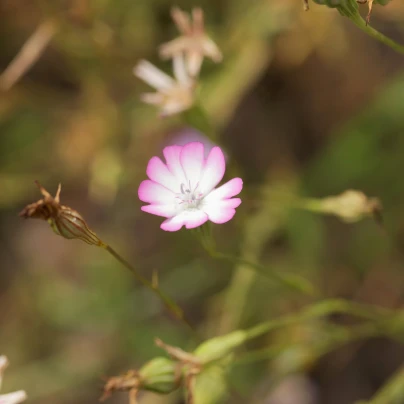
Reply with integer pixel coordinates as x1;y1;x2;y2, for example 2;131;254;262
0;19;57;91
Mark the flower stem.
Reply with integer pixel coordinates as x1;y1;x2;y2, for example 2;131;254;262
103;244;196;336
349;13;404;55
195;224;317;296
208;249;318;297
245;298;393;340
332;0;404;54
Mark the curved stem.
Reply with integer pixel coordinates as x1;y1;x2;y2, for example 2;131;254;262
208;249;318;297
234;322;379;366
350;13;404;55
245;298;394;340
104;244;196;336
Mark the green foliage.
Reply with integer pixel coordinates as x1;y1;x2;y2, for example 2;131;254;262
2;0;404;403
193;364;229;404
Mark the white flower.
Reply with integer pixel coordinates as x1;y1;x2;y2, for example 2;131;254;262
138;142;243;231
134;54;195;117
0;392;27;404
0;356;27;404
159;7;222;77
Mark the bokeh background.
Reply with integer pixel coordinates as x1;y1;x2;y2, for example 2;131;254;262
1;0;404;403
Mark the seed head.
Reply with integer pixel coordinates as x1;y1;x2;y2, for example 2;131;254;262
20;181;105;247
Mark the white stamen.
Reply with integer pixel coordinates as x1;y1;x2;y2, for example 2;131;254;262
176;181;203;208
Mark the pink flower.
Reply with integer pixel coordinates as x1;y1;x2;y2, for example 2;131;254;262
138;142;242;231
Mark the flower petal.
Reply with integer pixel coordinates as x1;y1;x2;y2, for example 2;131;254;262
160;210;208;231
199;146;226;194
204;178;243;202
146;157;178;192
192;8;204;34
202;37;223;62
141;204;179;218
180;142;204;186
171;6;192;35
203;198;241;224
138;180;175;205
134;60;175;91
186;51;204;77
140;92;164;105
159;38;188;59
0;356;8;374
163;145;187;186
173;54;191;86
160;101;190;117
0;391;27;404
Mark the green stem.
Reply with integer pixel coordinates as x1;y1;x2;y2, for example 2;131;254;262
349;13;404;55
208;249;318;297
245;298;394;340
103;244;196;336
234;321;379;366
359;364;404;404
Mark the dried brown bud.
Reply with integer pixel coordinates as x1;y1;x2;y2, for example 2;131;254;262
20;181;105;247
101;370;140;402
101;358;180;403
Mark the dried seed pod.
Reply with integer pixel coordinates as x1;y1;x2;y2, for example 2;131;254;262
20;181;105;247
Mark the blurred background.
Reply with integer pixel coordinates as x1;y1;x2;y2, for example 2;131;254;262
1;0;404;403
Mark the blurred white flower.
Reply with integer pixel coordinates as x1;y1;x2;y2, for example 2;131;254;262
134;54;195;117
159;7;222;77
0;356;7;389
0;391;27;404
0;356;27;404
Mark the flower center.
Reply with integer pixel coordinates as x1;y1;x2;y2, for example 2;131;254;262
176;180;203;208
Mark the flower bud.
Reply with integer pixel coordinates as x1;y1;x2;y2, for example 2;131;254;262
20;182;105;247
312;0;347;7
193;364;228;404
302;190;382;224
194;330;246;364
139;357;181;394
311;0;359;19
48;207;103;245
